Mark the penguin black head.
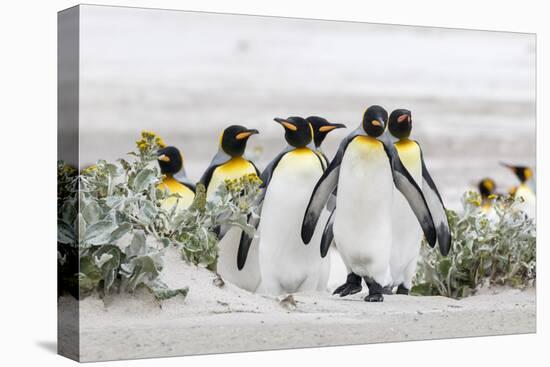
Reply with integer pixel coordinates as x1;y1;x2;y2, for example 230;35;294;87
220;125;259;157
389;109;412;140
157;146;183;175
478;178;496;199
274;116;313;148
500;162;533;184
306;116;346;148
362;105;388;137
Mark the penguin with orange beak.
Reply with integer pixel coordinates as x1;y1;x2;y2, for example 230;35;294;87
157;146;196;211
501;162;536;219
246;117;330;295
200;125;261;292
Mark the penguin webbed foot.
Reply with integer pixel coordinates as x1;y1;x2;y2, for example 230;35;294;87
333;283;362;297
332;273;362;297
396;284;409;295
365;293;384;302
364;278;384;302
382;285;394;295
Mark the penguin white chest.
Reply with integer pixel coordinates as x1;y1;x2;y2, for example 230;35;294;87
258;148;325;295
515;184;536;219
333;136;393;281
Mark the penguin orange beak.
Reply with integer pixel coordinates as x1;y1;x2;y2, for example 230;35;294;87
397;114;411;123
157;154;170;162
274;118;298;131
236;129;259;140
499;162;513;169
500;161;520;176
371;120;383;127
318;123;346;133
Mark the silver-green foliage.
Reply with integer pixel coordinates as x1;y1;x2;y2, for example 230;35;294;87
412;191;536;299
166;174;262;270
57;132;262;300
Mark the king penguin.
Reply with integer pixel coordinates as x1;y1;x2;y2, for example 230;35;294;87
157;146;196;211
199;125;261;292
251;117;329;295
302;105;443;302
478;178;498;221
306;116;348;291
501;163;536;219
386;109;451;295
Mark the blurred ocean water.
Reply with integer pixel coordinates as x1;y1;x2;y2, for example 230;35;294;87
78;5;535;209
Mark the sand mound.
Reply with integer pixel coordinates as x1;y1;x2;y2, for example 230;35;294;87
78;247;286;325
61;247;535;362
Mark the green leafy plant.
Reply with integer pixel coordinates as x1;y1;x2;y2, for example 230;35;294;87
166;174;262;271
57;131;262;301
412;191;536;299
57;161;79;297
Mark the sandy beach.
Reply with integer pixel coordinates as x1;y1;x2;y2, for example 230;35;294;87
63;248;536;362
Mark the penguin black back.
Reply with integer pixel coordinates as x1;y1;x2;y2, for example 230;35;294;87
157;146;183;175
389;109;412;139
221;125;259;157
362;105;388;137
274;116;312;148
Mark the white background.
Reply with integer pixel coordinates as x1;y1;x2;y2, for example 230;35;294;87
0;0;546;366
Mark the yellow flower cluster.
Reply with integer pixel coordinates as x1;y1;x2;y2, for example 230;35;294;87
136;130;167;153
224;174;261;193
136;139;149;152
224;178;241;193
467;197;481;207
155;136;167;148
81;164;97;175
243;173;263;186
60;164;77;176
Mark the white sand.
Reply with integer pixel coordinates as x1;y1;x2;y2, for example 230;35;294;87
64;247;536;362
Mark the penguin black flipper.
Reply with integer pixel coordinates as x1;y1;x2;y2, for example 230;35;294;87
320;208;336;258
379;133;437;247
259;146;293;188
173;171;196;193
199;151;231;188
236;192;264;270
417;144;451;255
199;165;220;189
302;131;360;244
236;146;291;270
250;161;261;177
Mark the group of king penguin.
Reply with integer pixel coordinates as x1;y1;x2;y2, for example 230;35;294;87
478;163;536;222
154;105;452;302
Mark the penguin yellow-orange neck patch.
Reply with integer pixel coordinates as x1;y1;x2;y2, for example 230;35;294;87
292;147;314;155
395;138;415;147
158;176;193;194
216;157;256;176
354;135;382;147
